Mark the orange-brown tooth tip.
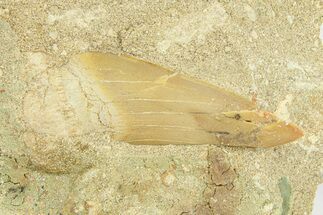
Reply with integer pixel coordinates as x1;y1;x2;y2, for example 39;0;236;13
257;121;304;147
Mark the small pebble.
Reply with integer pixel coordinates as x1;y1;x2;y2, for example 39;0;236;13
52;44;58;52
244;4;257;22
161;171;176;186
49;31;58;40
224;46;231;53
251;30;258;39
287;15;294;25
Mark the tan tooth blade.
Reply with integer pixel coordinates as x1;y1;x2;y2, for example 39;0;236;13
72;52;303;147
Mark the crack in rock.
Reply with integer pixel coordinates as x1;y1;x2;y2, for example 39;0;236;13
193;150;241;215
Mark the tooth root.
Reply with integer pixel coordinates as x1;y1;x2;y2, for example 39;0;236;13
70;52;303;147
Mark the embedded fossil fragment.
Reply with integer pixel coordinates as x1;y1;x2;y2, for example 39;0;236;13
195;150;240;215
26;52;303;147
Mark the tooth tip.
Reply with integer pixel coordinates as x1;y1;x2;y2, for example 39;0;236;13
257;121;304;147
288;124;304;140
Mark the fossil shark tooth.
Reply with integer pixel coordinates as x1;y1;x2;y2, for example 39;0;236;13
70;52;303;147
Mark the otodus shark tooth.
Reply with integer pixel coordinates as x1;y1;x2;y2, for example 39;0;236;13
48;52;304;147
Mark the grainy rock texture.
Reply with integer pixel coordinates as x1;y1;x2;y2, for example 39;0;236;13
0;0;322;214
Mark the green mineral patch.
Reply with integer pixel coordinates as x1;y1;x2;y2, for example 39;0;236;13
278;177;292;215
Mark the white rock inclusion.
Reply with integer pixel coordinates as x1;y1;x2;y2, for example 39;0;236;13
157;3;228;53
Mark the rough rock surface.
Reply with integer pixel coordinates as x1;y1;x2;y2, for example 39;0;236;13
0;0;322;214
